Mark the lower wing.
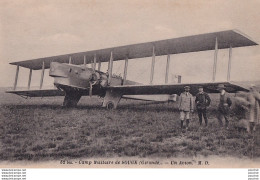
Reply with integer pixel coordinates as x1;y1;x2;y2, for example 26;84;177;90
6;88;65;97
6;81;248;98
108;81;249;96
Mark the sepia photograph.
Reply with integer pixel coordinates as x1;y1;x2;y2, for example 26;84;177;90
0;0;259;169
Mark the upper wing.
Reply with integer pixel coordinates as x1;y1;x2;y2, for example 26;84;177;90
10;30;257;70
108;82;249;96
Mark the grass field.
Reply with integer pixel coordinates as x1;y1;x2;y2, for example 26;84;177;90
0;87;260;162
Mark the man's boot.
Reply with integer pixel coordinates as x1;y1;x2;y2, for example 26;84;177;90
199;119;202;126
249;122;255;134
181;120;184;129
225;119;229;130
186;119;190;130
205;118;208;127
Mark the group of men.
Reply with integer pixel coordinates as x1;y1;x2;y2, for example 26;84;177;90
178;84;260;132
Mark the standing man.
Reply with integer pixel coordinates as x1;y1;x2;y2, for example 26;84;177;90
246;85;260;133
195;86;211;127
179;86;194;130
217;84;232;129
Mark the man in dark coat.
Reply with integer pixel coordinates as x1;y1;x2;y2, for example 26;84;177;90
217;84;232;129
195;86;211;127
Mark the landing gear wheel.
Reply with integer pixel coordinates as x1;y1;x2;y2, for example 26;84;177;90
106;101;115;110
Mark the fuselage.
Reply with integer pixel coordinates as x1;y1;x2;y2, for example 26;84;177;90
49;62;122;96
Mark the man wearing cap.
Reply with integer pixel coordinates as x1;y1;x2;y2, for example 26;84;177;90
195;86;211;127
217;84;232;129
178;86;194;130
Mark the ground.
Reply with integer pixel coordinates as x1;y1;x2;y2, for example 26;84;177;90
0;87;259;163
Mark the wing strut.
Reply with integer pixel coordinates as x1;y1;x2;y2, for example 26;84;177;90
84;55;87;66
40;61;45;89
150;46;155;84
93;54;97;71
227;45;232;81
165;54;170;84
27;69;32;90
98;60;101;71
123;57;128;85
13;65;19;90
108;51;113;85
212;37;218;82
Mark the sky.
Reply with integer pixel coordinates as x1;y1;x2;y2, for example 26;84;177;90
0;0;259;88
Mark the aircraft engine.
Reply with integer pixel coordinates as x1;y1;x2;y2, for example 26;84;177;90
50;62;111;96
88;72;100;97
78;70;94;81
89;72;100;86
100;74;108;87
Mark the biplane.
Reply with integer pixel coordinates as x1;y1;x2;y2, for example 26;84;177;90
6;30;258;109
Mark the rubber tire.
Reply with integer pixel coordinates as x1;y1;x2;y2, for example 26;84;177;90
106;101;115;110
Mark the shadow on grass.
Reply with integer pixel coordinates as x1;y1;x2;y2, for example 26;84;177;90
2;101;181;113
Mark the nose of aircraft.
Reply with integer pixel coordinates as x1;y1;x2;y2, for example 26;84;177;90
49;62;69;78
49;62;102;89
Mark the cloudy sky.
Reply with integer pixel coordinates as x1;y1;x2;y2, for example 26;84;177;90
0;0;259;88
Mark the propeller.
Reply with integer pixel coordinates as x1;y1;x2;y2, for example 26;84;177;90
89;82;93;97
89;72;99;97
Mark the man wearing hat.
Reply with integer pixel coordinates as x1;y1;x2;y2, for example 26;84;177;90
195;86;211;127
178;85;194;130
217;84;232;129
